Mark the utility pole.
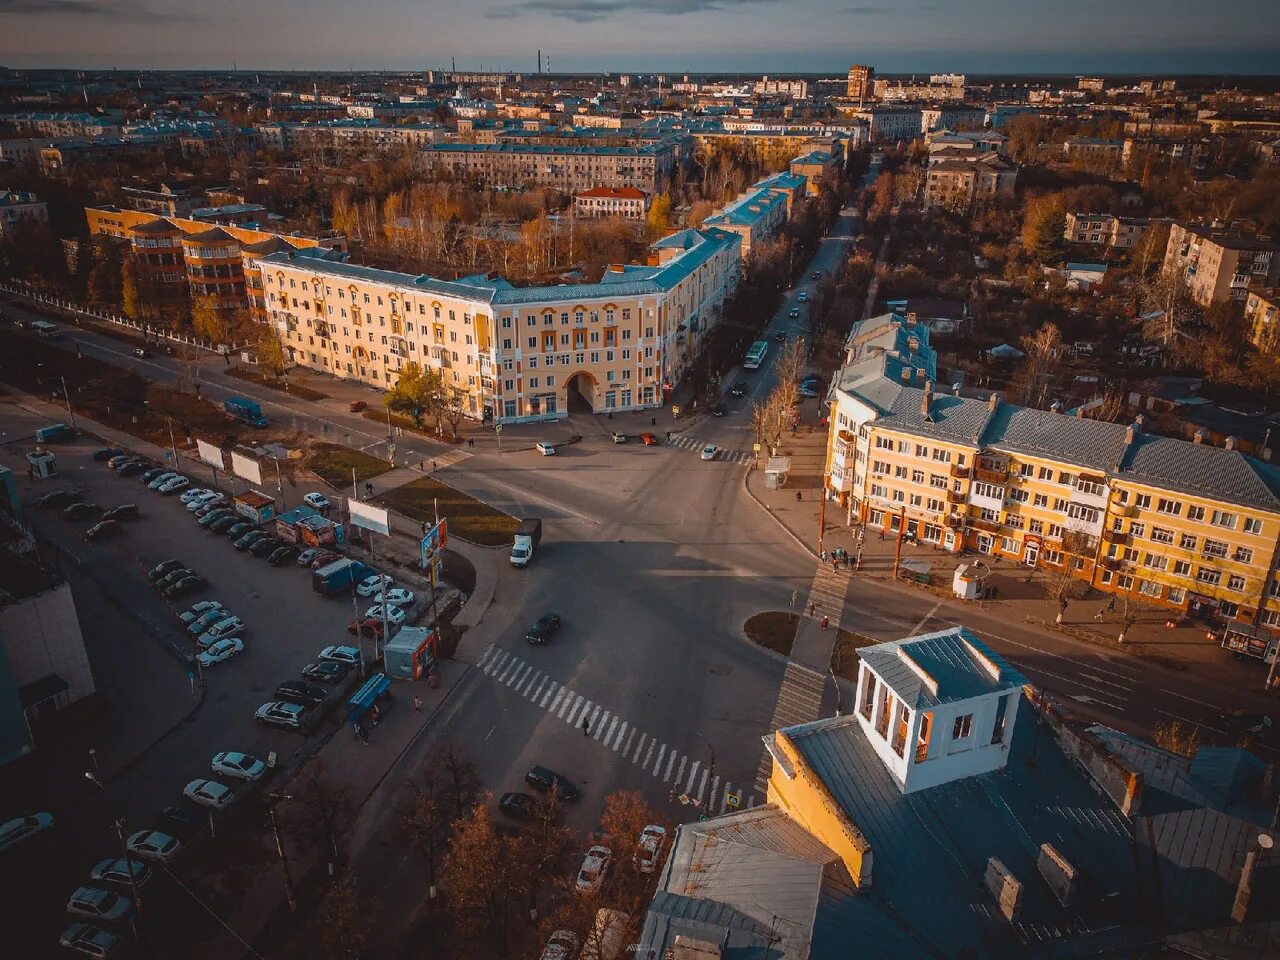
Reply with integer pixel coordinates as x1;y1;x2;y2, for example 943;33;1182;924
818;490;826;557
273;458;286;510
892;506;905;579
59;375;76;428
265;794;298;913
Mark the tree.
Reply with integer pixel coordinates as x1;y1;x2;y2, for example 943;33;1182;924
647;192;672;239
316;877;379;960
286;762;354;878
1152;720;1200;757
440;800;516;955
256;327;289;380
1009;322;1062;408
401;774;449;901
86;238;122;307
120;257;141;322
440;387;467;440
438;743;483;822
191;295;231;344
1020;193;1066;263
1043;528;1093;623
384;361;445;427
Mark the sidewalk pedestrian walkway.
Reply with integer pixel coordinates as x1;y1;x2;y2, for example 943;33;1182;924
753;662;826;791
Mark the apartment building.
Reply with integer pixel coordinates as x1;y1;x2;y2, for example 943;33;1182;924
1063;212;1153;249
825;333;1280;630
1122;136;1210;171
846;64;874;102
923;157;1017;212
874;78;966;101
1246;289;1280;351
572;186;649;219
847;107;923;143
0;189;48;236
1;111;121;138
257;120;443;159
702;183;789;260
1163;221;1280;306
692;129;854;167
919;105;986;134
418;140;680;194
1062;137;1124;163
256;225;740;423
753;76;809;99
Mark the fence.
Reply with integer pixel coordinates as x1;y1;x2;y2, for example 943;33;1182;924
0;279;244;356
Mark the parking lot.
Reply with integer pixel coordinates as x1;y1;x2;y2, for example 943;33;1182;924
0;404;419;957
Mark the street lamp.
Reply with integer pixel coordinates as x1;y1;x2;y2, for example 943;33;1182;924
84;771;147;946
264;793;298;913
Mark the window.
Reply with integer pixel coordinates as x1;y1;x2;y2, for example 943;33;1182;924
1187;505;1205;522
1028;519;1044;534
1139;580;1163;598
1038;466;1053;481
1033;494;1048;508
1196;567;1222;586
1244;517;1264;535
931;449;951;463
1228;574;1247;592
1211;510;1237;530
1235;546;1254;564
1117;574;1134;590
1134;494;1152;509
1076;479;1105;497
1129;522;1145;538
1173;560;1191;576
991;694;1011;745
1203;539;1229;559
1151;526;1174;545
1156;498;1181;516
1168;587;1185;604
973;481;1002;500
1066;503;1099;524
1143;553;1168;571
911;469;925;484
1179;533;1197;551
952;714;973;740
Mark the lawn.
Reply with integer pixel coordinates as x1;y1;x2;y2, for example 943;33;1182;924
308;443;392;489
376;476;519;546
831;629;878;681
744;611;800;657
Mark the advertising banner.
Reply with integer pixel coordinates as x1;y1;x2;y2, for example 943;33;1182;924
349;499;391;536
196;440;225;469
230;451;263;486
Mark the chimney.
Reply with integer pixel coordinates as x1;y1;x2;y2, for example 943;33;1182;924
921;381;933;418
1125;425;1136;446
1037;844;1078;907
1226;436;1237;451
984;858;1023;922
987;391;1000;412
1193;430;1205;444
1134;414;1145;430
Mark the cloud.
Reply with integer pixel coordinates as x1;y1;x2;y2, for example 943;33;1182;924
488;0;781;22
840;3;934;11
0;0;197;18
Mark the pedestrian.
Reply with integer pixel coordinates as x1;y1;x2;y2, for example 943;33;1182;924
665;431;671;442
353;721;363;741
808;601;816;617
581;715;591;737
795;490;802;502
879;529;885;541
821;615;830;630
831;559;839;573
1105;597;1116;614
1094;605;1106;621
651;416;657;426
361;727;369;745
413;695;423;712
469;437;475;448
431;460;438;472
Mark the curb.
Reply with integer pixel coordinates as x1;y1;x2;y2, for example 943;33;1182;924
741;469;817;559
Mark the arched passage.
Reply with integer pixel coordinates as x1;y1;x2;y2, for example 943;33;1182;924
564;371;597;414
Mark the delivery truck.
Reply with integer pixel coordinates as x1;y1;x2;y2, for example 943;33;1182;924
224;396;268;428
510;518;542;568
312;557;372;596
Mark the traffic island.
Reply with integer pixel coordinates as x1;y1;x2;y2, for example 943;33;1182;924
375;476;520;546
744;611;801;657
830;629;878;681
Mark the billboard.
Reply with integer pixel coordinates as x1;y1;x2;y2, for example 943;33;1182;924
420;518;448;569
230;451;263;486
196;440;225;469
349;499;390;536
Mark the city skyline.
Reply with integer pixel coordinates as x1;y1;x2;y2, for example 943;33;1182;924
2;0;1278;73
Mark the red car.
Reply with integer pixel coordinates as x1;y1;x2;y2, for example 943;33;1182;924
639;432;659;446
309;551;340;569
347;618;385;639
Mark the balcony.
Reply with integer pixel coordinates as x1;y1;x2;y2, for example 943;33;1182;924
950;464;971;480
975;465;1009;484
947;489;966;504
1111;500;1133;518
1101;556;1122;572
972;518;1001;534
1102;528;1127;545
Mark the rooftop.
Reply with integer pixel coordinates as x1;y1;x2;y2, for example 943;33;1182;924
857;626;1026;710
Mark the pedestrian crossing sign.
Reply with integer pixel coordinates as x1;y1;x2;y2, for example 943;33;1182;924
725;790;742;809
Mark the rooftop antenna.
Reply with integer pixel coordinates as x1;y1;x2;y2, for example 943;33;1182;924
538;50;542;75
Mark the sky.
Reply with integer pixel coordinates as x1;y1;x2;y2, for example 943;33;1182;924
2;0;1279;74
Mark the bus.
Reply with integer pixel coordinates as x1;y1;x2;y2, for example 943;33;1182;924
743;340;769;370
31;320;60;339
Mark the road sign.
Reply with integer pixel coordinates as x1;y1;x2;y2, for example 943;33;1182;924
672;405;681;417
725;790;742;810
494;423;503;434
678;793;691;805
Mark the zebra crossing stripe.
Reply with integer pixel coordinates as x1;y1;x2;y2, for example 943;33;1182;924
549;686;567;714
540;680;559;708
589;704;602;731
508;663;531;688
496;657;518;683
619;725;633;754
696;768;708;800
641;737;653;766
653;745;667;776
685;761;700;794
520;669;541;696
566;696;586;724
612;720;628;751
673;755;686;785
485;651;508;676
709;776;720;810
594;710;611;741
476;646;494;669
528;675;547;701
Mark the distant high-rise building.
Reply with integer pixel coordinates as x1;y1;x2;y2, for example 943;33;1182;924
847;64;874;102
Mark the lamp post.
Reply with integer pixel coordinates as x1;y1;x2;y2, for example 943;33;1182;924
84;771;147;948
59;375;76;428
265;793;298;913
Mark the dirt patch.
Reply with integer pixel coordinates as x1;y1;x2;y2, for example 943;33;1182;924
224;365;329;401
744;611;800;657
375;477;518;546
361;408;462;444
307;443;392;489
830;629;879;681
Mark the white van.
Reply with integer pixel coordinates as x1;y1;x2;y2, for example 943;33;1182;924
536;441;556;456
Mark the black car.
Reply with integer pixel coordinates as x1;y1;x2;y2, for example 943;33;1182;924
157;803;204;840
774;331;788;343
526;614;562;646
525;765;579;801
63;502;101;521
163;574;207;599
274;680;328;709
301;661;350;684
101;504;139;522
198;508;234;528
711;402;727;417
209;516;241;535
234;530;267;551
36;488;84;509
155;567;195;590
95;448;126;463
249;537;282;558
498;792;538;820
146;559;185;582
116;460;149;477
85;519;122;541
140;468;167;483
729;380;748;397
225;522;254;539
194;499;228;517
268;545;300;566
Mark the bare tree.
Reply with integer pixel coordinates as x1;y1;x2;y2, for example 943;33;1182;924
286;762;354;877
1043;529;1093;623
1009;322;1062;408
400;774;449;901
437;743;483;822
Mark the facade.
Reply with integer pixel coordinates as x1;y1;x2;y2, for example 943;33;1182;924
572;186;649;220
701;181;790;261
0;189;48;235
923;158;1017;212
919;105;986;133
825;352;1280;631
847;107;923;142
753;76;809;99
257;225;741;423
257;120;443;159
419;140;680;194
788;150;838;195
846;65;874;102
1246;289;1280;351
874;78;967;101
1062;137;1124;163
1064;212;1153;249
1163;221;1280;306
0;138;42;165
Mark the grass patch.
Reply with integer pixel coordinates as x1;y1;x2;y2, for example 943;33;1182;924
831;629;878;681
224;365;329;400
744;611;799;657
308;443;392;489
361;408;462;443
375;476;518;546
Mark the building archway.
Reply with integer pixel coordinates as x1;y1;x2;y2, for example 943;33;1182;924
565;372;597;414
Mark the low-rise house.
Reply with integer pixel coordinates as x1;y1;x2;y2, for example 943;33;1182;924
572;186;649;220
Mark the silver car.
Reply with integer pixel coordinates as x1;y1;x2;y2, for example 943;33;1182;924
66;886;134;924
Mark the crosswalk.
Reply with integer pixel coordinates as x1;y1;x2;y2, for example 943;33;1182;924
473;644;763;816
665;433;753;464
805;564;851;626
754;662;828;790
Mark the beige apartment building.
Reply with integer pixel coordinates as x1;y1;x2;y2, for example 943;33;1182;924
1163;221;1280;306
1064;212;1153;249
418;140;680;194
923;158;1017;212
1246;289;1280;351
846;65;875;102
825;320;1280;632
256;225;740;422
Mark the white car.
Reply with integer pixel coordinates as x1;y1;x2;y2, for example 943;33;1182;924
575;844;612;894
0;812;53;851
185;492;221;511
179;488;214;505
211;751;266;781
319;645;361;666
203;616;244;642
373;588;415;607
183;778;234;809
147;472;180;490
635;824;667;873
256;700;306;730
356;574;393;598
539;930;580;960
125;830;182;862
66;885;134;923
303;492;331;510
179;600;222;625
700;444;718;461
197;637;244;667
364;603;406;625
536;441;556;456
158;476;190;495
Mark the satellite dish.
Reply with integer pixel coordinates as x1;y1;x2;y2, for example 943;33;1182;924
1259;834;1274;850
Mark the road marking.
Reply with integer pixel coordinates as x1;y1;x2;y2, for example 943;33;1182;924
641;737;653;766
523;671;545;698
507;663;531;688
910;601;942;635
1153;707;1225;734
563;695;584;723
484;725;496;741
685;761;700;794
1068;693;1125;712
674;755;686;785
588;704;602;731
495;657;519;684
540;680;558;708
549;686;567;714
653;745;667;776
709;775;720;810
1078;671;1133;692
613;721;629;751
529;676;548;702
1158;687;1226;710
476;647;495;669
484;650;509;676
593;710;611;740
696;768;708;800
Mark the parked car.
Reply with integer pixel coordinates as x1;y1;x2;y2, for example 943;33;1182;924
100;504;138;522
309;551;340;569
65;890;135;926
634;824;667;873
163;574;207;599
525;765;579;801
319;645;361;666
539;930;579;960
356;574;393;598
303;492;331;510
296;548;322;567
58;922;121;958
186;493;223;512
498;792;538;820
256;701;306;730
147;559;185;582
268;545;300;566
36;488;84;509
197;637;244;667
301;661;350;684
157;804;203;840
640;432;659;446
88;858;151;891
93;448;126;463
180;488;215;505
203;616;244;642
115;461;148;477
611;432;628;444
525;613;562;646
225;522;255;539
160;475;191;494
0;812;53;852
364;603;406;625
730;380;748;397
274;680;328;709
248;537;282;558
178;600;222;625
575;845;612;894
106;454;135;469
125;830;181;862
193;497;229;516
536;441;557;456
84;519;122;541
154;567;195;590
210;752;265;781
147;472;180;490
347;618;385;639
375;587;415;607
198;508;234;528
63;502;101;521
234;530;268;551
798;384;820;399
191;609;233;639
209;516;241;534
700;444;718;461
183;778;234;809
139;467;167;483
